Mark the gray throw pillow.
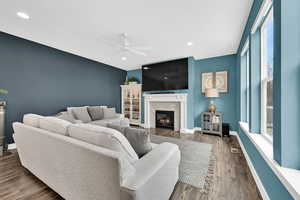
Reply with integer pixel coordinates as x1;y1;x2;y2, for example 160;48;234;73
124;127;152;158
87;106;104;121
70;107;92;123
107;124;152;157
103;107;117;119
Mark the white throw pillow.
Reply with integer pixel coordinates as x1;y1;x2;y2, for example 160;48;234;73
56;112;77;123
23;114;44;128
39;117;72;135
68;123;139;164
103;107;117;119
67;107;92;123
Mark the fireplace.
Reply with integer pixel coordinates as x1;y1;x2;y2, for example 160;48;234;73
155;110;174;130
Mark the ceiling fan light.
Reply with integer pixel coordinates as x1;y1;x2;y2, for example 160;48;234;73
121;57;127;61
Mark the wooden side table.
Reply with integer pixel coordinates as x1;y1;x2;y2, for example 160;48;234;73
201;112;223;137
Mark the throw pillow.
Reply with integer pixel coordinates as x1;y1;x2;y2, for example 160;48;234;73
56;112;77;123
124;127;152;158
107;123;127;134
87;106;104;121
103;107;117;119
68;107;92;123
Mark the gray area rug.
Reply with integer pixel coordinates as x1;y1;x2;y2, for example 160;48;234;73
150;135;214;189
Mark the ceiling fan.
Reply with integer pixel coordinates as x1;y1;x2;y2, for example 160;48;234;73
105;33;151;56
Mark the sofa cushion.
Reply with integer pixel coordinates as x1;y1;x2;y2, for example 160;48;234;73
39;117;72;135
56;112;77;123
103;107;117;119
23;114;44;128
107;123;127;134
87;106;104;121
68;124;138;163
67;107;92;123
89;117;130;128
107;124;152;157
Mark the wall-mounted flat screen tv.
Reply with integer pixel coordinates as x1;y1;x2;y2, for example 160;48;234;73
142;58;188;91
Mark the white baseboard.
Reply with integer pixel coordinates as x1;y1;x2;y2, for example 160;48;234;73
235;132;270;200
8;143;16;150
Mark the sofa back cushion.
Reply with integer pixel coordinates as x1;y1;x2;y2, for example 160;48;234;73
87;106;104;121
39;117;72;136
103;107;117;119
67;107;92;123
23;114;44;128
68;124;138;163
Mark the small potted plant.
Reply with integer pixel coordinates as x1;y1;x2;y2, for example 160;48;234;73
127;77;140;85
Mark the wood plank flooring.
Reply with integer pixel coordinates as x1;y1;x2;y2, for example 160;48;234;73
0;129;262;200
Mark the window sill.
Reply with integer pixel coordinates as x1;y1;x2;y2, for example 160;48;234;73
239;122;300;200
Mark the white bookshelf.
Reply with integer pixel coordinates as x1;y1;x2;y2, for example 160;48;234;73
121;84;142;125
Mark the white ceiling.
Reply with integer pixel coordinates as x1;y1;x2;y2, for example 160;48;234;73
0;0;253;71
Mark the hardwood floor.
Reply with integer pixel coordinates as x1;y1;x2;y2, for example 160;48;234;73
0;129;262;200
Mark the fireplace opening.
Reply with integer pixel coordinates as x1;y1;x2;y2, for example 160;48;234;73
155;110;174;130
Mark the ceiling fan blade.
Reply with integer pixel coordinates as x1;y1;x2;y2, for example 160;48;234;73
124;47;147;56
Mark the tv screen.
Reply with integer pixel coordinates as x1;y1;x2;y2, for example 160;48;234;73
142;58;188;91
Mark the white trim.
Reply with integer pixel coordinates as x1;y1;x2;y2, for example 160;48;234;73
241;38;249;56
239;122;300;200
143;93;188;131
251;0;273;34
8;143;16;150
234;130;270;200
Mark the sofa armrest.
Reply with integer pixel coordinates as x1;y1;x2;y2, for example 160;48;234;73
121;142;180;200
116;113;125;118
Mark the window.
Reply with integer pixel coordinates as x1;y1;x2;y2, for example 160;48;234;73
261;8;273;139
241;40;250;122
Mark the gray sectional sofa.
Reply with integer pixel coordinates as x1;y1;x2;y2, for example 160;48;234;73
13;109;181;200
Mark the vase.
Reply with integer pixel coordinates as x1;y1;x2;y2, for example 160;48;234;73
0;101;6;156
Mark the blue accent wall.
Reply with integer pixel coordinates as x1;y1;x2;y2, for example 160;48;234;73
128;55;237;130
193;55;237;130
236;0;294;199
273;0;300;169
0;32;127;144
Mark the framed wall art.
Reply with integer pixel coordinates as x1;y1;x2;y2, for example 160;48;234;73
201;70;229;93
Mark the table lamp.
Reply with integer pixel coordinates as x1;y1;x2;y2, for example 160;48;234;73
205;88;219;113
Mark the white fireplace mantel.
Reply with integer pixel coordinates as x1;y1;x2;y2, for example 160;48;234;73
143;93;188;132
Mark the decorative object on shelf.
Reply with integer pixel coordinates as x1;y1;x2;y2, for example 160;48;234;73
121;84;141;125
0;89;8;156
201;70;229;93
205;88;219;113
201;112;223;137
128;76;140;85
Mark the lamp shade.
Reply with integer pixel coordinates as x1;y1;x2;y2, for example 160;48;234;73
205;88;219;98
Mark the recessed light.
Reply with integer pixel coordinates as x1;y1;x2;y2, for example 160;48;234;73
187;41;193;46
17;12;30;19
121;57;127;61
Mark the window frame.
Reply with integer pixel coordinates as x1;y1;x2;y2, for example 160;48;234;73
241;39;250;123
260;7;273;142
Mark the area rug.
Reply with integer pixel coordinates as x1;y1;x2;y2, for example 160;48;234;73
150;135;215;190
